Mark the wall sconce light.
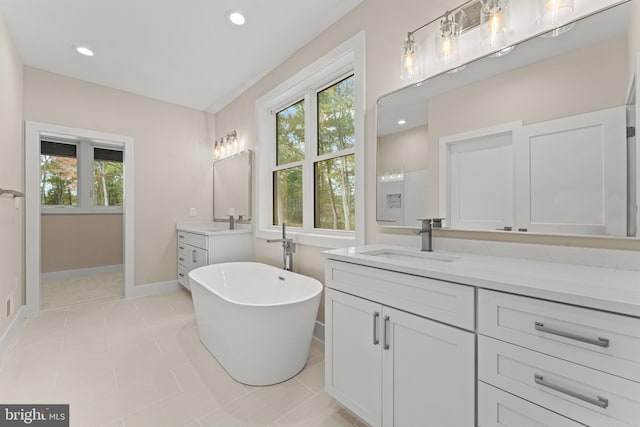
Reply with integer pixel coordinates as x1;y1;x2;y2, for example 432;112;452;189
537;0;574;26
214;130;241;161
436;12;460;64
400;32;420;81
481;0;509;48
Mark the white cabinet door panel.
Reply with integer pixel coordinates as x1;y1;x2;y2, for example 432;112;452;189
383;306;475;427
440;122;520;231
325;288;382;427
515;107;626;235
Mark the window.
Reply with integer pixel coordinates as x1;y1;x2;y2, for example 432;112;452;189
93;148;124;207
40;141;78;206
256;32;364;247
40;140;124;212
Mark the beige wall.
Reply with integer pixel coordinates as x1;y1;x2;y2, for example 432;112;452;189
377;125;429;174
213;0;640;322
41;214;123;273
0;15;23;336
629;0;640;81
24;68;214;286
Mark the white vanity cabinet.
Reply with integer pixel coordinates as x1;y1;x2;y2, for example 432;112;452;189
176;224;252;290
324;260;475;427
478;289;640;427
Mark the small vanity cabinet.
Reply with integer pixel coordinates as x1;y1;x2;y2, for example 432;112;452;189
176;223;252;290
477;289;640;427
324;260;475;427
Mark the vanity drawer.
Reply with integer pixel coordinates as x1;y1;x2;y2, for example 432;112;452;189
177;263;188;289
478;381;584;427
177;231;207;250
325;260;475;330
478;336;640;427
478;289;640;382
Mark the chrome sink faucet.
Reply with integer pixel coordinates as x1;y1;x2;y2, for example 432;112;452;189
267;223;296;271
418;218;433;252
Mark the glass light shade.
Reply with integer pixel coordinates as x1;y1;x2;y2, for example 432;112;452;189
436;15;460;65
481;0;509;48
537;0;574;26
400;33;420;81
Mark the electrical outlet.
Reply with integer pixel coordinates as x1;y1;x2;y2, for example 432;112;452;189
189;208;197;217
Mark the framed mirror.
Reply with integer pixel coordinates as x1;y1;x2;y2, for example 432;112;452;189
376;1;639;238
213;150;252;220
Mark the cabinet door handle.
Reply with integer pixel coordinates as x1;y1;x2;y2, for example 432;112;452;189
534;322;610;348
373;312;380;345
383;316;390;350
192;250;197;263
534;374;609;409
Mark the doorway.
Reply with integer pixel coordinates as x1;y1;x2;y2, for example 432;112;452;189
25;121;135;316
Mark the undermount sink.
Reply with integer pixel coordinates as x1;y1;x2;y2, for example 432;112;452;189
360;248;460;264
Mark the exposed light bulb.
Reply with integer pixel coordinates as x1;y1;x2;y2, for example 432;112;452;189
436;14;459;64
481;0;509;48
537;0;573;25
400;33;420;81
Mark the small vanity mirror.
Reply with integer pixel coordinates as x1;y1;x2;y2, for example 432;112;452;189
376;1;639;237
213;150;252;220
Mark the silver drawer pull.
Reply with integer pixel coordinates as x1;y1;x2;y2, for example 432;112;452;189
373;312;380;345
178;257;185;262
179;246;185;250
383;316;390;350
534;374;609;409
178;235;185;239
178;273;184;277
534;322;610;348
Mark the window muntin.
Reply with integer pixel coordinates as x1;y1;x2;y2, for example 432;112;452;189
40;141;78;206
93;148;124;207
276;100;305;166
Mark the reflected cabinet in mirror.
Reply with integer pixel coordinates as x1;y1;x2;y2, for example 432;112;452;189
376;1;639;238
213;150;252;221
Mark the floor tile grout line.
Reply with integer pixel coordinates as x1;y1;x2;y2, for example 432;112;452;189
170;368;184;393
271;382;319;426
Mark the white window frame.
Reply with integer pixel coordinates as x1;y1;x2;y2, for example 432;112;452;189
40;136;124;214
256;31;365;248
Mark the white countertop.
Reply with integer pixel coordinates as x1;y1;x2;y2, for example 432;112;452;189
322;244;640;318
176;222;251;235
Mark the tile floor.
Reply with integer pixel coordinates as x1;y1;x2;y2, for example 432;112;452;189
0;289;363;427
41;272;124;310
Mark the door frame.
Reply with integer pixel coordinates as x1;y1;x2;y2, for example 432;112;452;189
25;121;135;316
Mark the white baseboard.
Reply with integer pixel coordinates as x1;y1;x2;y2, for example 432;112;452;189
125;280;182;299
313;321;325;342
0;306;26;358
41;264;123;282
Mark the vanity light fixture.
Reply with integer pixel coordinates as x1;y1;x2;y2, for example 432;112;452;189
490;45;515;57
214;130;241;161
436;12;461;64
537;0;574;26
400;33;420;81
540;22;575;37
481;0;509;48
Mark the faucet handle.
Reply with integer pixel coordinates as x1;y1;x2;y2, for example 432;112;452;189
432;218;445;228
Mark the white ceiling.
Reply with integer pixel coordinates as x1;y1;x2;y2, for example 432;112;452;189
0;0;364;112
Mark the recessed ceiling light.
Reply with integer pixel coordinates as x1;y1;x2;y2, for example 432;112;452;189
227;10;246;26
397;119;407;125
75;46;94;57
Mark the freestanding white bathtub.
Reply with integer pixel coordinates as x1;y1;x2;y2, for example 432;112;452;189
189;262;323;386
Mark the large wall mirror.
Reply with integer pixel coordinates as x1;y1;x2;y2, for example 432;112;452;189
213;150;252;220
376;1;639;238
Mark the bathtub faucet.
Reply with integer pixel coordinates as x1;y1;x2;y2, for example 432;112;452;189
267;223;296;271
